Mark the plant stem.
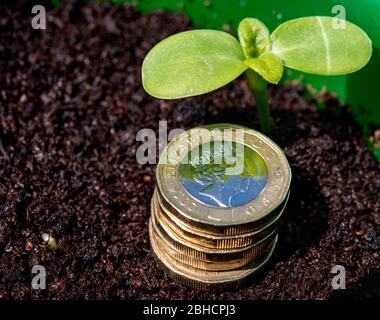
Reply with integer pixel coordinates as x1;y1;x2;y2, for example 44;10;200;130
246;69;273;135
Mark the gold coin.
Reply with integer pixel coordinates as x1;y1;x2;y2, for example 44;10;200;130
151;200;277;270
154;188;287;249
151;124;291;290
157;186;288;236
149;218;277;292
156;124;291;234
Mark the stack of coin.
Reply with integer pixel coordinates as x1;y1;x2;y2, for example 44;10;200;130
150;124;291;291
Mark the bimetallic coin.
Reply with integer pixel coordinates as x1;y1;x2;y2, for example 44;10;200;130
150;199;277;270
154;189;286;249
179;141;269;208
149;218;277;292
151;220;276;271
152;189;289;239
157;187;288;236
156;124;291;230
151;124;292;290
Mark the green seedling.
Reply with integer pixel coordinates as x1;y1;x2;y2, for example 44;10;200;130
142;16;372;134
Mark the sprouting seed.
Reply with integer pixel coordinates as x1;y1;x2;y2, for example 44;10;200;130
41;233;57;250
142;16;372;135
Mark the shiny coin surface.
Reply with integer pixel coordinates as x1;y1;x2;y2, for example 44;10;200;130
157;187;288;236
156;124;291;232
151;123;291;291
151;197;277;270
153;188;287;249
149;218;277;291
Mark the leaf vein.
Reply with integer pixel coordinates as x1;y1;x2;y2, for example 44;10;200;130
317;17;331;73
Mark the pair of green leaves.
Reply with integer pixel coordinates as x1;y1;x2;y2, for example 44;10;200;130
142;16;372;99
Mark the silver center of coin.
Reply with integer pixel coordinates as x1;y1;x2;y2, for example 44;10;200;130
179;141;268;208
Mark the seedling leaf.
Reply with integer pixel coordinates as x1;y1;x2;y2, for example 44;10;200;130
271;16;372;75
142;30;247;99
245;52;284;84
238;18;271;59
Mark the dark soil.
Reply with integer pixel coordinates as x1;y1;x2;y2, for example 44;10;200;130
0;1;379;300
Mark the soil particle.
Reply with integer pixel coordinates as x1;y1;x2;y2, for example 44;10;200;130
0;1;379;299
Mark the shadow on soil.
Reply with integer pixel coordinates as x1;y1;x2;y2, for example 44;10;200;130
273;166;329;263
